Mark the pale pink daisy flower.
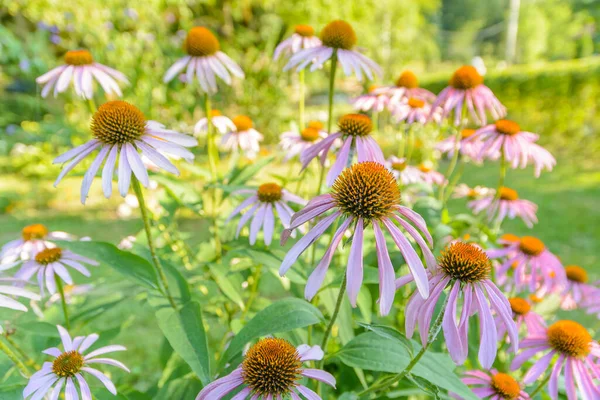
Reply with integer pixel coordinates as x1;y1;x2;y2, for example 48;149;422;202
397;242;519;369
452;183;493;199
456;370;530;399
24;325;129;400
280;162;435;316
220;115;264;159
432;65;506;126
487;235;566;295
0;224;74;264
36;49;128;99
373;70;436;109
284;20;382;81
436;128;484;160
417;163;447;186
279;121;327;161
300;114;385;186
0;277;40;332
497;297;546;340
53;101;195;204
392;97;438;125
163;27;244;92
467;120;556;177
273;25;322;61
351;85;390;113
196;338;335;400
227;183;306;246
385;156;425;185
511;320;600;400
468;187;538;228
8;247;98;297
559;265;598;310
194;109;236;136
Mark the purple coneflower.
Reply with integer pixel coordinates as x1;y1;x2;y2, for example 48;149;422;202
467;120;556;177
280;162;435;315
53;101;196;204
397;241;519;368
194;109;236;136
392;97;438;125
468;187;538;228
24;325;129;400
36;49;128;99
280;121;327;161
386;157;425;186
8;247;98;297
273;25;322;61
487;235;566;295
432;65;506;126
221;115;264;159
452;183;493;199
417;163;447;186
351;85;389;113
227;183;306;246
284;20;382;81
512;320;600;400
1;224;73;264
374;71;435;109
163;27;244;92
498;297;546;339
458;370;530;400
436;128;484;160
300;114;385;186
196;338;335;399
559;265;598;310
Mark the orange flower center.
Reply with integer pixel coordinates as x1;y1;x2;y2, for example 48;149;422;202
338;114;373;137
332;162;400;220
407;98;425;109
308;120;324;130
22;224;48;241
495;120;521;136
565;265;588;284
52;350;84;377
35;248;62;265
529;294;543;303
320;20;357;50
294;24;315;37
519;236;545;256
438;242;491;283
391;161;406;171
509;297;531;315
499;187;518;201
233;115;253;132
368;85;379;93
64;50;93;66
547;320;591;358
461;128;476;139
184;27;220;57
501;233;520;245
242;338;302;396
491;373;521;400
257;183;283;203
300;127;320;142
91;101;146;145
210;109;222;117
418;164;431;173
395;71;418;89
449;65;483;90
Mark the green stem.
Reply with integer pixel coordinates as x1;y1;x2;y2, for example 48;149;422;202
299;69;306;130
529;373;551;397
55;277;70;330
406;125;415;163
397;125;407;158
0;338;30;377
86;98;97;114
443;158;466;203
495;149;507;199
326;52;338;135
241;264;262;321
320;274;347;354
4;334;39;369
438;129;462;203
204;94;223;260
132;177;177;309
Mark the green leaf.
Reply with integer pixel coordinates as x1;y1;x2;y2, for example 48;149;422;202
156;301;210;385
356;323;413;357
0;384;25;400
226;156;274;186
14;321;59;338
153;175;203;211
57;241;158;290
207;263;244;310
219;298;323;369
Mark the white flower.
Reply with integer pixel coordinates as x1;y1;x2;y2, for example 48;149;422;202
273;25;322;61
220;115;263;159
1;224;74;265
194;109;236;136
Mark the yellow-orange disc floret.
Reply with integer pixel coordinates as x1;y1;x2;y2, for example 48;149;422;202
395;71;419;89
408;98;425;109
308;121;324;130
519;236;545;256
294;25;315;37
338;114;373;137
257;183;283;203
52;350;84;377
320;20;357;50
91;101;146;145
547;320;591;358
565;265;588;284
300;127;320;142
332;162;400;220
241;338;302;396
64;50;93;66
461;128;476;139
508;297;531;315
490;373;521;400
35;248;62;265
438;242;491;283
233;115;253;132
184;27;220;57
495;120;521;136
499;187;519;201
22;224;49;241
449;66;483;90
